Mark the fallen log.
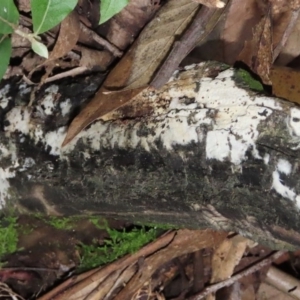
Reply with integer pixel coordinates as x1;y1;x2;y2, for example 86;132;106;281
1;62;300;249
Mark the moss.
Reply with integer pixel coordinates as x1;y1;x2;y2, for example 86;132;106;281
77;221;159;271
0;215;19;261
44;216;74;230
0;213;168;272
234;69;264;92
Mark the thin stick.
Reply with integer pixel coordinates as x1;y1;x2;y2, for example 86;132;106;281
188;250;286;300
273;8;300;62
79;23;123;57
44;66;88;83
150;3;226;89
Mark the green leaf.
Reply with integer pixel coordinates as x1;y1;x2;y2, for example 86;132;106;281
0;35;11;81
31;38;49;58
0;0;19;34
31;0;78;34
99;0;128;25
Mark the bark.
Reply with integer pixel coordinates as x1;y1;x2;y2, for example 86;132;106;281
1;62;300;250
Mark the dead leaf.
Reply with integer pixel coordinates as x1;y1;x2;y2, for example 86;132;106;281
238;6;273;84
270;65;300;104
48;10;80;61
222;0;261;65
210;235;251;283
101;0;162;50
62;0;200;146
118;0;199;91
78;23;123;57
27;11;81;83
274;9;300;64
79;47;113;69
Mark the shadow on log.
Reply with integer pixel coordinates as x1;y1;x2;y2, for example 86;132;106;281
1;62;300;249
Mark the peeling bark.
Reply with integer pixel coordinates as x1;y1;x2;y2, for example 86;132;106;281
1;62;300;249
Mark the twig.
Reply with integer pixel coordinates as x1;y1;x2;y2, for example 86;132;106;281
44;66;88;83
150;3;227;89
0;282;25;300
188;250;286;300
79;23;123;57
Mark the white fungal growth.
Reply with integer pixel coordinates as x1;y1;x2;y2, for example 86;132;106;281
1;64;290;169
82;109;212;152
3;65;285;166
19;82;31;96
277;159;292;175
195;69;279;164
5;106;69;156
5;107;31;134
60;99;72;117
81;68;280;165
0;143;18;208
40;85;59;115
287;107;300;137
296;196;300;210
263;153;270;165
271;159;300;209
44;128;67;156
0;168;15;208
271;170;295;201
206;131;230;161
0;84;11;109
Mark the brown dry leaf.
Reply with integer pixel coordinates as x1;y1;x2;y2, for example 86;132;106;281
117;0;199;91
27;11;81;82
62;0;200;146
17;0;30;12
48;10;80;60
210;235;251;283
276;13;300;66
222;0;262;65
79;47;113;70
238;6;273;84
102;0;162;50
270;65;300;104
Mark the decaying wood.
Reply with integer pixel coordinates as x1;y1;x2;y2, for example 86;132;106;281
1;62;300;250
189;250;285;300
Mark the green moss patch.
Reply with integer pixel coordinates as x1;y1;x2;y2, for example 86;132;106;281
234;69;264;92
0;216;19;260
77;223;158;271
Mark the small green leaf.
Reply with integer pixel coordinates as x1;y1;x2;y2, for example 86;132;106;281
0;0;19;34
31;39;49;58
0;35;12;81
99;0;128;25
31;0;78;34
